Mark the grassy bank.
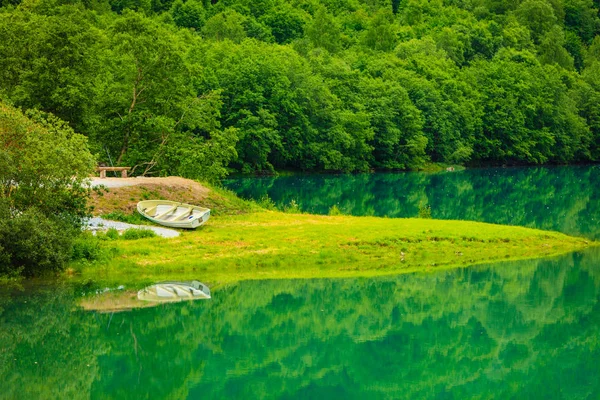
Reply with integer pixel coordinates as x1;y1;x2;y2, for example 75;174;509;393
76;200;593;287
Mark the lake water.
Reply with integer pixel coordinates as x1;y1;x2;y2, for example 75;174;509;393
224;165;600;239
2;166;600;399
2;248;600;398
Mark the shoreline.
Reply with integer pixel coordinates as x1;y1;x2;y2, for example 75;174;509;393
73;209;596;287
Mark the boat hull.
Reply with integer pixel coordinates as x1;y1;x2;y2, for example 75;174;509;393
137;200;210;229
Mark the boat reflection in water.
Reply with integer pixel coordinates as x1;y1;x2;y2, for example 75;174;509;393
78;281;211;312
137;281;211;302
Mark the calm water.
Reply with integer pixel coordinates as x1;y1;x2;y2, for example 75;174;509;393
224;165;600;239
1;248;600;399
2;166;600;399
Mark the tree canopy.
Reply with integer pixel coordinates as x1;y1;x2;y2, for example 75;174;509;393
0;0;599;175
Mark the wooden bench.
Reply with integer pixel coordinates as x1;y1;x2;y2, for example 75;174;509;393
97;166;131;178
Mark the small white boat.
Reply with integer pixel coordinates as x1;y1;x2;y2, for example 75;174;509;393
137;200;210;229
137;281;211;302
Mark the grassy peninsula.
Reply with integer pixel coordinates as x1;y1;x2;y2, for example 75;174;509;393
77;178;594;287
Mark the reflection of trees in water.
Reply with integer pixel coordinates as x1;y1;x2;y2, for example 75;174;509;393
0;282;106;400
224;166;600;239
1;248;600;398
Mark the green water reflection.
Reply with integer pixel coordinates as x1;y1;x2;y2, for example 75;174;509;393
223;165;600;239
2;247;600;399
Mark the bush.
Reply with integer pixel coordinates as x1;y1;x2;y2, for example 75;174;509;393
71;233;105;262
0;103;95;276
96;227;157;241
102;211;148;225
0;207;75;276
328;205;343;216
284;199;302;213
95;228;121;241
0;243;11;272
256;194;277;210
121;228;157;240
418;203;432;219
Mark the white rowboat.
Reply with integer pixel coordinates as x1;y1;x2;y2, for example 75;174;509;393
137;200;210;229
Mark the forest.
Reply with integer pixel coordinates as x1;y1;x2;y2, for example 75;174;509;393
1;0;600;177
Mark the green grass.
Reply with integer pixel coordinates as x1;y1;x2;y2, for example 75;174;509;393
102;211;150;225
74;211;595;288
200;183;260;215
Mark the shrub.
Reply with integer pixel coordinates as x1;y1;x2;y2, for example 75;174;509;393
96;227;157;241
0;207;75;276
71;233;105;262
0;103;95;276
121;228;157;240
105;228;120;240
256;194;277;210
103;211;148;225
0;243;12;273
328;205;343;216
418;203;432;219
284;199;302;213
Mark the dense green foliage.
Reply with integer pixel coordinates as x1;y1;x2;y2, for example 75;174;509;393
0;0;599;175
0;102;95;276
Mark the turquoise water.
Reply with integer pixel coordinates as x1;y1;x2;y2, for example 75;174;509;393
1;248;600;398
1;166;600;399
224;165;600;239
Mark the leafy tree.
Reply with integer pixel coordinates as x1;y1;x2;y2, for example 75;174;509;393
564;30;586;69
260;5;306;44
363;10;397;51
402;0;425;25
502;18;535;50
0;102;95;275
306;7;343;53
109;0;151;13
515;0;557;41
574;53;600;158
0;7;101;132
160;127;239;181
484;0;520;14
538;25;575;69
214;0;274;18
90;12;220;177
359;77;427;169
391;38;480;163
242;16;274;42
171;0;206;30
202;9;247;42
563;0;600;43
434;26;471;65
469;21;503;60
466;53;590;163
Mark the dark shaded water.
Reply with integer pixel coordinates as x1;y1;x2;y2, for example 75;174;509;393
224;165;600;239
1;248;600;399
